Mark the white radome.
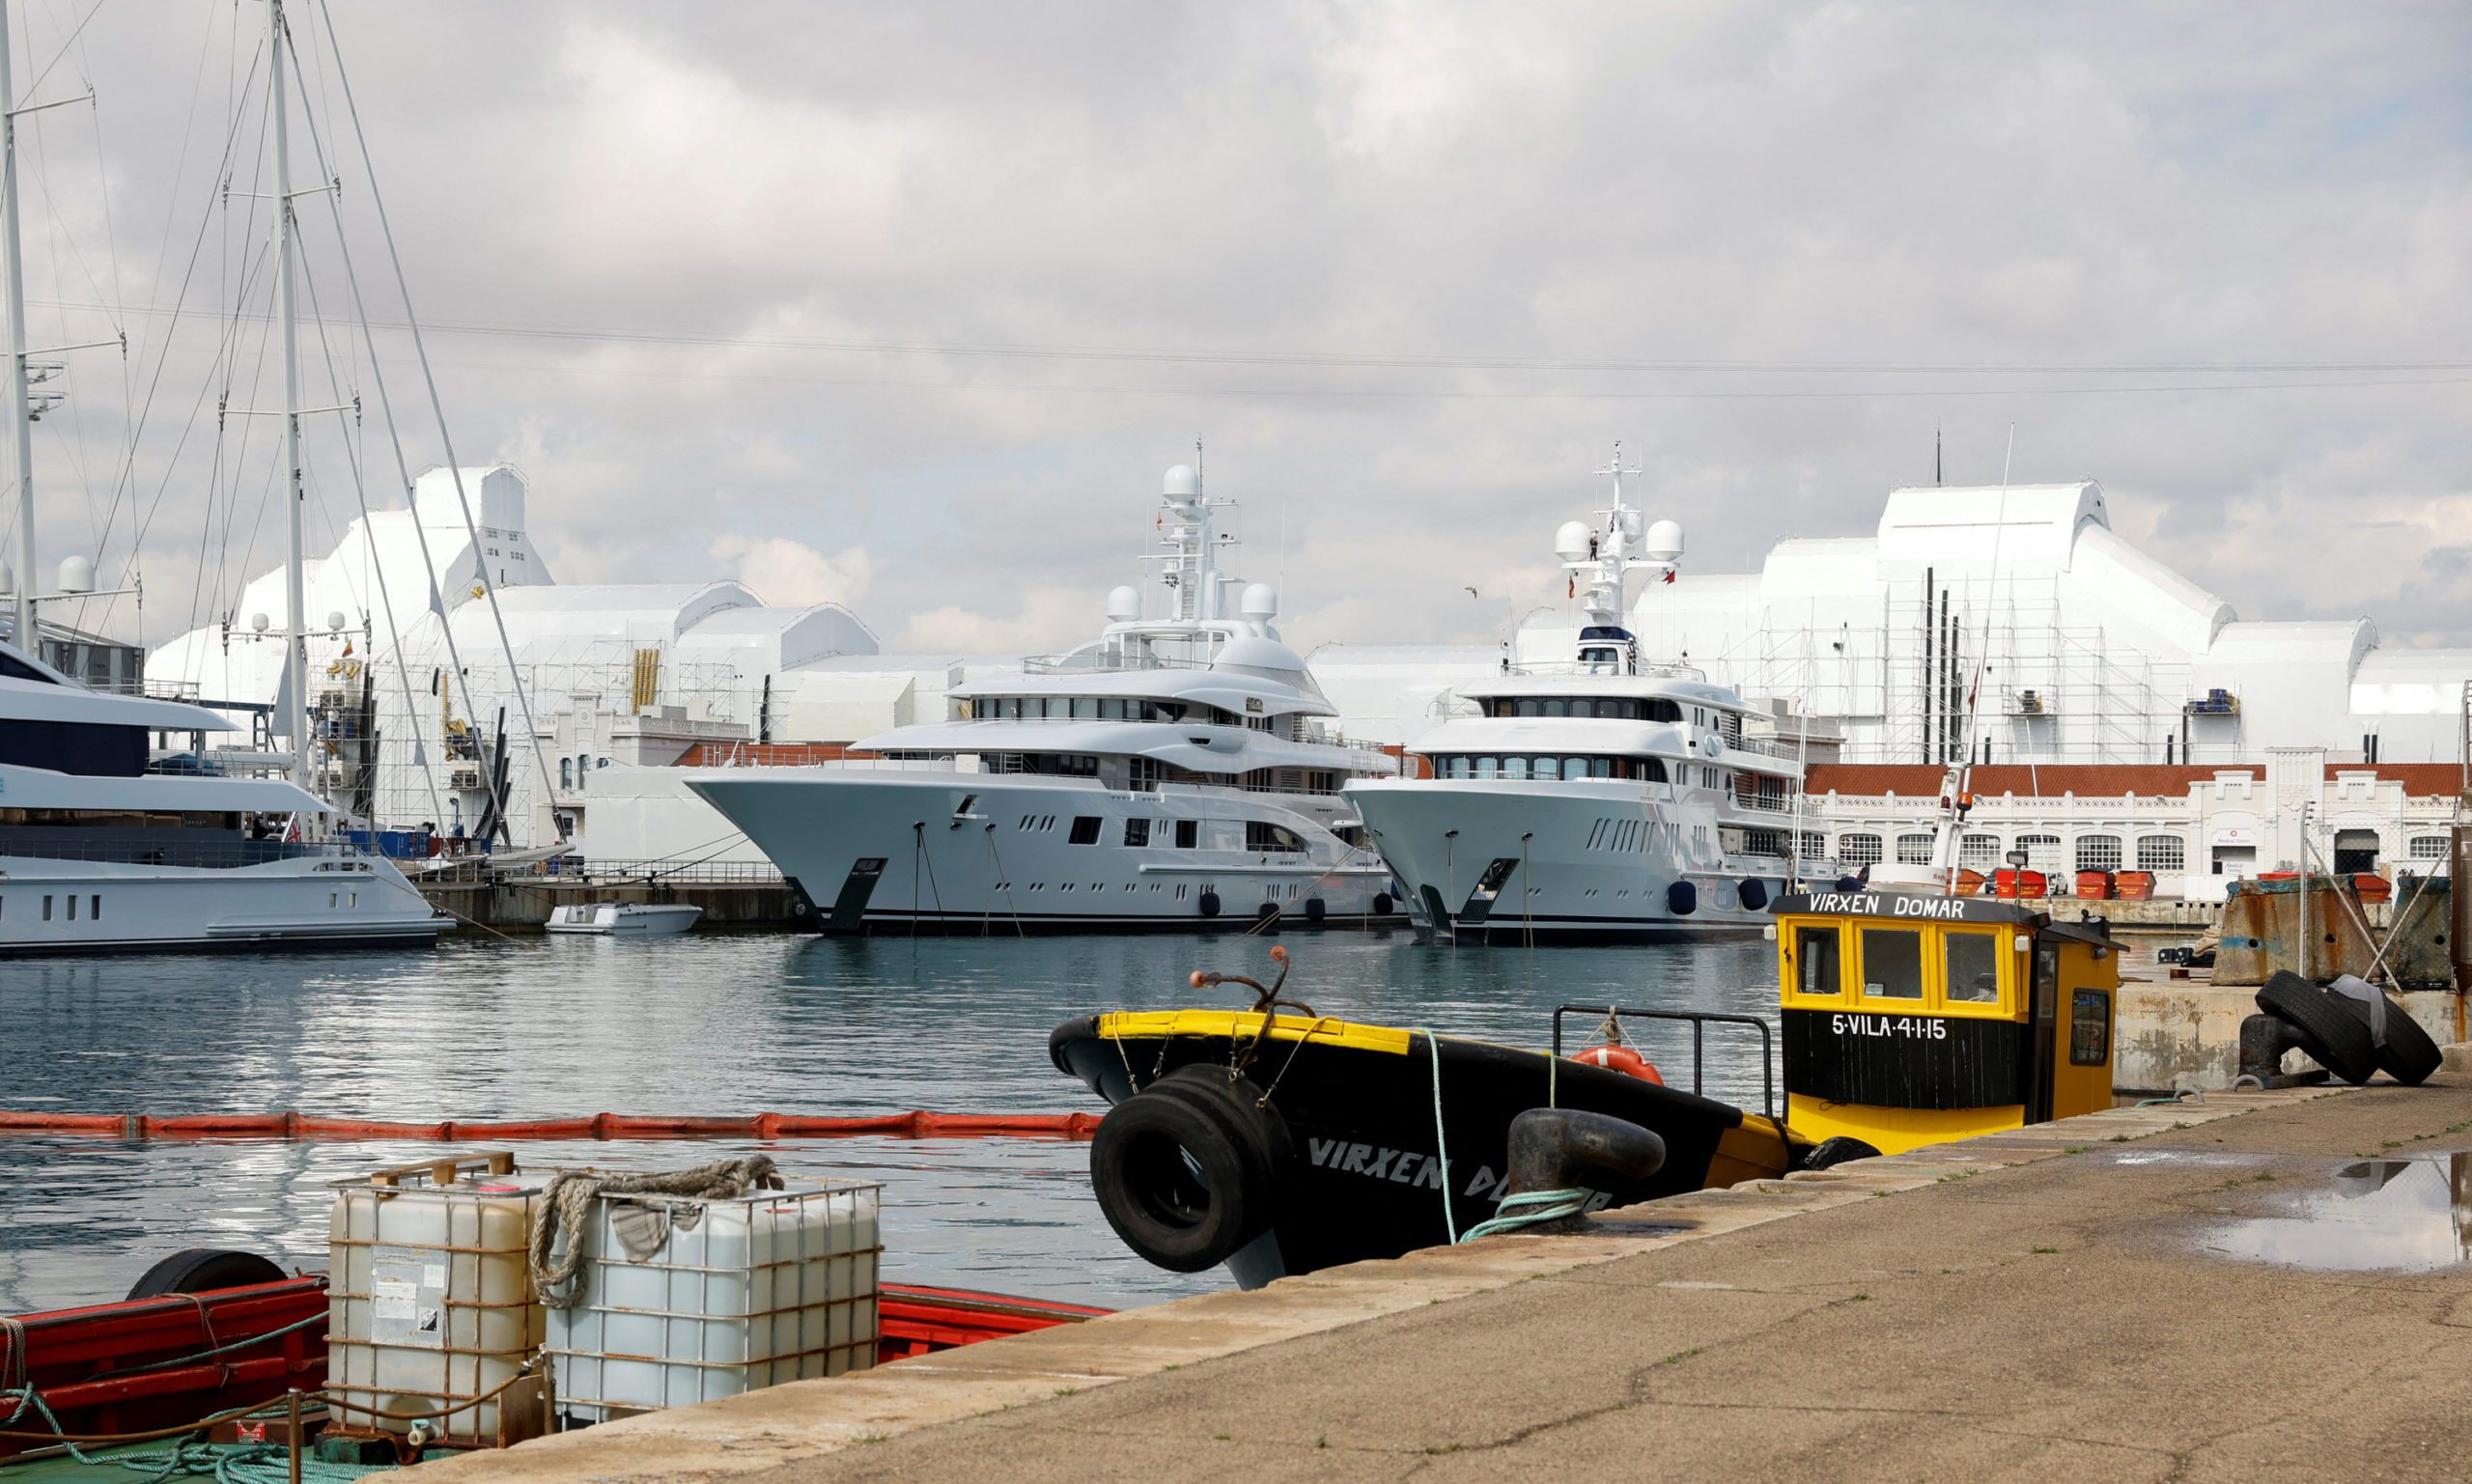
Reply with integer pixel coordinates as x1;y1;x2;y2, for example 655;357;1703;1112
1163;463;1199;498
1240;582;1279;620
1554;520;1592;562
1643;518;1684;564
1106;585;1141;622
57;554;95;593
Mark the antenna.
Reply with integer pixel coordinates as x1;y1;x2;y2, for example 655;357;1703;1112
1934;426;1942;487
1930;424;2016;882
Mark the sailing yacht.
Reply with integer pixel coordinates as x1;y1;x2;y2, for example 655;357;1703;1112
688;462;1406;933
1345;448;1814;941
0;0;441;954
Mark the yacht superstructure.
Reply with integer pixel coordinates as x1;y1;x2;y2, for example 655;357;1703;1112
1345;447;1815;941
688;462;1404;933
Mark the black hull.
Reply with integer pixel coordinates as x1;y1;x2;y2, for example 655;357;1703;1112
1053;1014;1793;1283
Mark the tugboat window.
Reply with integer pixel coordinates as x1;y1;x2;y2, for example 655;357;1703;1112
1860;928;1924;998
1944;931;2002;1003
1795;926;1841;998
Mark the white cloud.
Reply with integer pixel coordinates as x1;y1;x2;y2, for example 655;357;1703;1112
710;534;875;610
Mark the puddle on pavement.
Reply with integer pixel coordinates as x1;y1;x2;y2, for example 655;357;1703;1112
2200;1154;2472;1273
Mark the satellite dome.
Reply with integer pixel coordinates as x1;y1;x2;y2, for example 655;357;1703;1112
1105;585;1141;622
327;611;349;633
1554;520;1591;562
1643;518;1684;564
1239;582;1279;619
249;612;270;633
1163;463;1199;498
56;554;94;594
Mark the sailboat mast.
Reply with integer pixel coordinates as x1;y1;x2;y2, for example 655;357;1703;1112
0;2;35;655
267;0;310;790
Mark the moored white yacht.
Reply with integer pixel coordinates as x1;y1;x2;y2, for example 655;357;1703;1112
688;462;1405;933
0;643;445;954
1345;448;1817;942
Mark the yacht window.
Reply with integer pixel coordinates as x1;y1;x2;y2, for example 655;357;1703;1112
1068;817;1102;845
1642;757;1668;782
90;894;99;920
1515;699;1540;718
1565;757;1591;780
1175;820;1198;849
1860;928;1925;999
1946;931;2002;1004
1123;818;1150;847
1533;757;1559;781
1535;699;1562;718
1475;757;1500;779
1071;698;1098;719
65;895;76;921
1503;757;1529;780
42;895;52;921
1246;823;1306;854
1565;699;1592;719
1646;698;1681;723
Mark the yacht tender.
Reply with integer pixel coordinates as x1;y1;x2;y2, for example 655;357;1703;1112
1346;448;1816;941
0;644;445;954
689;463;1404;933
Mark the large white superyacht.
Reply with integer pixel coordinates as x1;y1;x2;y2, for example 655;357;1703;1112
688;463;1405;933
1345;449;1816;942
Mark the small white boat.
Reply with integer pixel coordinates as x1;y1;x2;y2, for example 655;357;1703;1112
544;902;704;937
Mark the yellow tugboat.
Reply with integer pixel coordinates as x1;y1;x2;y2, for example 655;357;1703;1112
1055;889;2121;1284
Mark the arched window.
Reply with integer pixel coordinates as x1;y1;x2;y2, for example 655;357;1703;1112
2136;835;2186;872
2075;835;2123;872
2016;834;2063;873
1895;833;1935;865
2410;835;2450;862
1839;833;1883;867
1959;833;2002;870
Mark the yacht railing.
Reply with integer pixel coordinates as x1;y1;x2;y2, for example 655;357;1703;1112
549;857;785;884
0;838;371;869
1503;659;1707;682
1019;651;1213;675
1730;736;1807;763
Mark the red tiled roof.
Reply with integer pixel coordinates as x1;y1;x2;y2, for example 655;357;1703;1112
672;742;866;767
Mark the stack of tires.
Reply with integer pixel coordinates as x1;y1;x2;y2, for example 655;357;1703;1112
2254;970;2442;1086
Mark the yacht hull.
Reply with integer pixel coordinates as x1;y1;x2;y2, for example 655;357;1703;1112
0;854;446;956
688;770;1405;935
1348;778;1796;942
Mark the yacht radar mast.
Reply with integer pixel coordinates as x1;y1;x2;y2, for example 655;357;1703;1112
1554;442;1683;669
1145;450;1238;627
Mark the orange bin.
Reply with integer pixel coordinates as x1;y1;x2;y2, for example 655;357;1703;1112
1991;868;2048;899
2353;873;2393;904
2075;870;2114;900
2114;871;2155;900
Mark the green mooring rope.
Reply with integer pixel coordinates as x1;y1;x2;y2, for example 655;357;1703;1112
1;1387;388;1484
1459;1188;1589;1244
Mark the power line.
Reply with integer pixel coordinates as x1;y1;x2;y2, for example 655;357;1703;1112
25;294;2472;378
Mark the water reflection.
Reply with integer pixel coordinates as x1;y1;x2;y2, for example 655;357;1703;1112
0;931;1778;1310
2203;1154;2472;1272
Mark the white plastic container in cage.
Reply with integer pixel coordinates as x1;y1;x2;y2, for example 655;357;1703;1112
547;1178;883;1423
325;1152;548;1446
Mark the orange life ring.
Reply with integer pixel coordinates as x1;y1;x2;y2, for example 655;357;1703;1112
1571;1044;1663;1084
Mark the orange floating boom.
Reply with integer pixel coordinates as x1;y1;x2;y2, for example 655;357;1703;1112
0;1108;1103;1142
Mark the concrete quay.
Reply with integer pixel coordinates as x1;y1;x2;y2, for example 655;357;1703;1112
430;1075;2472;1484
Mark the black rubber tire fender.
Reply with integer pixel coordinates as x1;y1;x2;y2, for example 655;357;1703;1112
1371;892;1393;916
1197;890;1221;918
1088;1092;1260;1273
126;1247;288;1301
2327;988;2444;1087
1798;1136;1883;1172
2255;971;2379;1085
1149;1064;1290;1194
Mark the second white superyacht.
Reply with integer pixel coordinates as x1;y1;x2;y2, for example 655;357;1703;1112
688;463;1405;933
1346;448;1819;942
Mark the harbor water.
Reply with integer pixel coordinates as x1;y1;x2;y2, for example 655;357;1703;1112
0;930;1777;1313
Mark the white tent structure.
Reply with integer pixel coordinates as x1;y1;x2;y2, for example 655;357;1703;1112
1491;481;2467;767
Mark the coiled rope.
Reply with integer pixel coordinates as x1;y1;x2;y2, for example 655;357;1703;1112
1459;1189;1588;1244
525;1155;783;1310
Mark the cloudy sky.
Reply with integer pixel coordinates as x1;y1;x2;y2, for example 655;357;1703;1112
7;1;2467;659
